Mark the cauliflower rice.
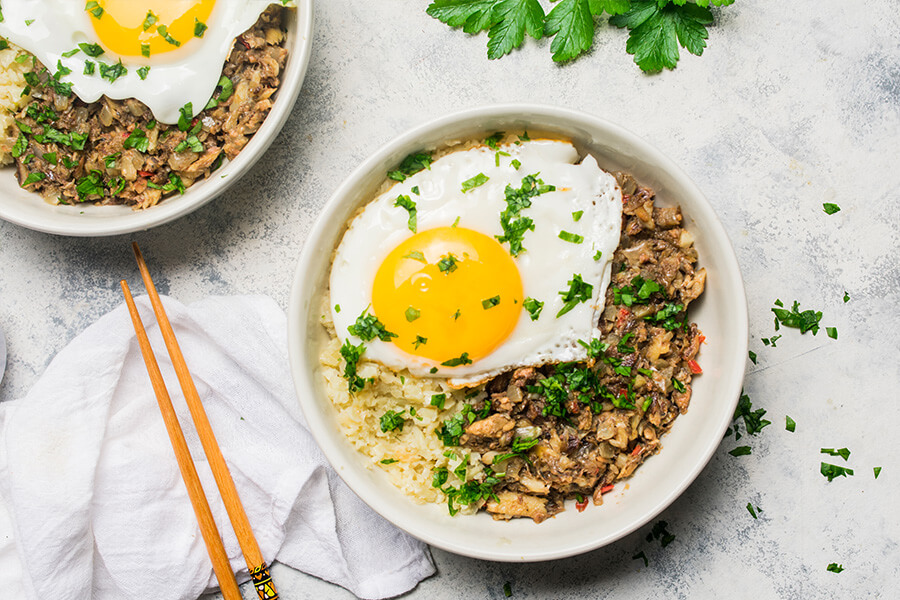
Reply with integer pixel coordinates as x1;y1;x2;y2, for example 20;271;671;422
0;41;34;165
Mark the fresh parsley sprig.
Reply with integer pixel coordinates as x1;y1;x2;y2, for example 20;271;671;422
426;0;735;72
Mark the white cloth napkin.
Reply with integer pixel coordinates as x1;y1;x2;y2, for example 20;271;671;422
0;295;434;600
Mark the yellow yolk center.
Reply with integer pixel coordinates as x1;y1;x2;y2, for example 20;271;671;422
372;227;524;365
90;0;216;58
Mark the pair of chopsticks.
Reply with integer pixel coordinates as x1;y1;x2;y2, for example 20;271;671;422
121;242;278;600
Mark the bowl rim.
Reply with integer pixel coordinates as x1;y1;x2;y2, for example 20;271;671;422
288;103;748;561
0;0;315;237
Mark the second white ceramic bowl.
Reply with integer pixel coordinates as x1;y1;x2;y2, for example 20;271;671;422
288;104;748;561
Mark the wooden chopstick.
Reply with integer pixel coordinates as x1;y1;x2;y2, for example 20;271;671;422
120;280;242;600
131;242;279;600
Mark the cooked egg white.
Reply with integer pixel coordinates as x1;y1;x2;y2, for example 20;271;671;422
0;0;294;124
329;139;623;386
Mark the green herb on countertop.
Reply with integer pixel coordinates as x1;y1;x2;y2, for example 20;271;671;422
820;462;854;482
426;0;735;72
826;563;845;573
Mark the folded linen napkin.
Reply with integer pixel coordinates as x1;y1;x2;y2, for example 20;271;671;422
0;295;434;600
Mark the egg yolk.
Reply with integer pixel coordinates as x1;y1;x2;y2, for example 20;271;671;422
372;227;524;365
89;0;216;58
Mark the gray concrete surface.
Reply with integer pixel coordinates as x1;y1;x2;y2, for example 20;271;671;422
1;1;898;598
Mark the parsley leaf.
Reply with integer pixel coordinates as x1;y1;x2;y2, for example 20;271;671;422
394;194;417;232
820;462;854;482
388;151;432;182
821;447;851;461
544;0;594;62
523;297;544;320
772;300;823;335
438;253;460;274
348;309;398;342
610;1;714;73
785;415;796;432
339;339;368;393
481;295;501;309
823;202;841;215
379;409;407;433
826;563;844;573
461;172;489;192
405;307;421;322
487;0;545;59
728;446;751;457
441;352;473;367
556;274;593;317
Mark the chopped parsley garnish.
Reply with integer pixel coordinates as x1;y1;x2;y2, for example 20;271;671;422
503;581;512;597
137;66;150;80
510;158;521;170
461;172;489;192
142;10;158;30
178;102;194;131
194;18;208;37
453;309;462;320
75;170;104;199
430;393;446;410
405;306;421;322
821;447;850;461
348;309;398;342
617;332;635;354
380;458;398;464
339;339;368;393
394;194;417;232
746;503;759;519
85;1;104;19
403;250;426;262
436;404;477;445
157;24;181;47
98;60;127;83
820;462;854;482
22;172;46;186
43;152;57;165
146;173;186;194
671;377;686;393
438;253;459;274
826;563;845;573
874;466;882;479
84;60;95;75
204;75;234;109
632;550;649;567
441;352;472;367
772;300;823;335
62;48;80;58
495;173;555;256
11;135;26;158
558;230;584;244
726;392;770;441
387;151;432;182
379;409;407;433
556;274;592;317
484;132;503;149
103;152;119;168
822;202;841;215
728;446;751;457
78;42;104;57
174;134;203;153
432;466;449;488
443;468;503;516
123;128;149;152
646;520;675;547
748;350;757;364
414;335;428;349
481;295;500;309
523;297;543;320
826;326;838;339
761;335;781;347
493;435;540;463
141;43;151;57
843;291;850;303
785;415;796;432
571;210;583;221
60;156;78;169
614;276;664;307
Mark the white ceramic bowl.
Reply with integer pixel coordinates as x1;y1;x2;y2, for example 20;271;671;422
288;105;748;561
0;1;314;237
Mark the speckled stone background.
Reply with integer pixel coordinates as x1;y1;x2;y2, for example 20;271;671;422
2;1;899;598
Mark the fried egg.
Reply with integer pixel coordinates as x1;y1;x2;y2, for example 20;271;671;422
0;0;293;124
329;138;623;386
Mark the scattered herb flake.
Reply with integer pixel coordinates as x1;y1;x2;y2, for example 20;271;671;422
558;230;584;244
729;446;751;457
785;415;796;432
523;297;543;321
461;172;489;192
78;42;104;57
348;309;398;342
441;352;472;367
874;466;882;479
379;409;407;433
394;194;417;232
826;563;845;573
556;274;593;317
826;326;838;340
388;151;432;182
820;462;854;482
823;202;841;215
405;306;421;322
438;253;460;274
821;447;851;461
632;550;649;567
414;335;428;349
430;393;446;410
481;295;501;309
843;291;850;303
746;503;758;519
194;18;208;37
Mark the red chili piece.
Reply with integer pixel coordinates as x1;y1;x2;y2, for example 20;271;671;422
600;484;615;494
137;170;154;177
688;359;702;374
575;498;588;512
